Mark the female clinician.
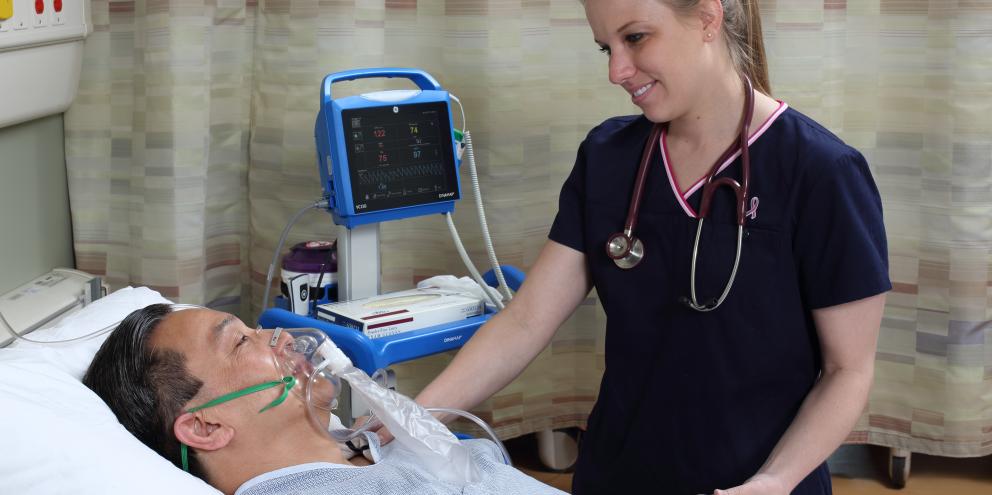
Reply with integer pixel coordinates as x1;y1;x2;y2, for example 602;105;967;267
413;1;891;493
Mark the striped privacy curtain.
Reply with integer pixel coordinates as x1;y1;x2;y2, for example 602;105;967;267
65;0;255;314
65;0;992;446
763;0;992;457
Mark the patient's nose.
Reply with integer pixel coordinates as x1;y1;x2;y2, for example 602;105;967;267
261;329;293;357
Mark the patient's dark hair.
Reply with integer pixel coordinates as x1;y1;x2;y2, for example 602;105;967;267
82;304;207;480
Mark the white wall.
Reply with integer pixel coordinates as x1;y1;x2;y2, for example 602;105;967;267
0;114;74;293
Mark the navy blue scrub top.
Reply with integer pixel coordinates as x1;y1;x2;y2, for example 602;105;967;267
550;105;891;495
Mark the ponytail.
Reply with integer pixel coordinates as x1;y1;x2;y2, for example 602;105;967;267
739;0;771;95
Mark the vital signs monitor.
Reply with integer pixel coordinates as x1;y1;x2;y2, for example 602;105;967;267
315;68;461;228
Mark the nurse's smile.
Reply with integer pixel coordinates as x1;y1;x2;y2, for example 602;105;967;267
631;81;656;103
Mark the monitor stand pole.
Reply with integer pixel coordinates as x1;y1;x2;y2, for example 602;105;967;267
335;223;381;425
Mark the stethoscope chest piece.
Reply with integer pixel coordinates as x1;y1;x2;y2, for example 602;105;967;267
605;123;663;271
606;232;644;269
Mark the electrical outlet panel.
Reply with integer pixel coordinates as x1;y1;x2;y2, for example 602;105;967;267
0;0;91;128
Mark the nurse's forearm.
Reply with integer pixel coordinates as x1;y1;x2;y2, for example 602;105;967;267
753;367;872;491
415;241;591;420
414;303;555;417
751;293;885;492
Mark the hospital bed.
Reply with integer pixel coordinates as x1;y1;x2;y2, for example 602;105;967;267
0;279;529;494
0;287;222;494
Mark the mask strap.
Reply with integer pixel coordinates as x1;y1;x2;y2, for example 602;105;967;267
187;375;297;414
180;376;297;472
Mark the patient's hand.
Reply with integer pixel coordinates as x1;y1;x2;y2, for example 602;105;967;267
354;415;395;446
348;455;373;467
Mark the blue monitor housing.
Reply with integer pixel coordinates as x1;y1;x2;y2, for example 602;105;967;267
315;68;461;228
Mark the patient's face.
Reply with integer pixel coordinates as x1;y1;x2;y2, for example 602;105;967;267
151;308;308;426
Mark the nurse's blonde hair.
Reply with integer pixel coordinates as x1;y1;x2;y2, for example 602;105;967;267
665;0;771;95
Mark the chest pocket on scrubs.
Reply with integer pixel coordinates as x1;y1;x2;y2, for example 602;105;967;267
683;180;792;310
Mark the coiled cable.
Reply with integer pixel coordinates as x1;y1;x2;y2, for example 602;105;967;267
448;94;513;303
445;213;503;310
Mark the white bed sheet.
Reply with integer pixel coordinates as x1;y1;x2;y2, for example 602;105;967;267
0;287;220;495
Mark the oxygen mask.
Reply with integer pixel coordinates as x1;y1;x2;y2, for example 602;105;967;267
266;327;342;412
265;326;508;480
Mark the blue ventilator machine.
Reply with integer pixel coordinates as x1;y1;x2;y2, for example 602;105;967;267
258;68;520;401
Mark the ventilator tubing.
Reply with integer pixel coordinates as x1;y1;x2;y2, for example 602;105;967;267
311;339;483;484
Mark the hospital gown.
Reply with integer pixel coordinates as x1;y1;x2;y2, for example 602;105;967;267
234;433;566;495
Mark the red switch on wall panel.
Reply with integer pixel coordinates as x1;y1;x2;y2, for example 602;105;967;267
35;0;44;14
54;0;62;12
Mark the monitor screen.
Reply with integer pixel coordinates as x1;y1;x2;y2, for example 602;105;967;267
342;101;459;214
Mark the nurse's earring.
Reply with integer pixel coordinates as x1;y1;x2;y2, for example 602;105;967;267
705;32;713;40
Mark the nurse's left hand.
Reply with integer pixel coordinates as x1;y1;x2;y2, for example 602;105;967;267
713;473;788;495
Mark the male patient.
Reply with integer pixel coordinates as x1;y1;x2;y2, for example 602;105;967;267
83;304;564;495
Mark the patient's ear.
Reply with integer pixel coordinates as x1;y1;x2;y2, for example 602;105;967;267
173;412;234;452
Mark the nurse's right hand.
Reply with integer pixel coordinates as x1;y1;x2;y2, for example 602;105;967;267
713;473;788;495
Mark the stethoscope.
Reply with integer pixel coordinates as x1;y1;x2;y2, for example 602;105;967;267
605;75;755;312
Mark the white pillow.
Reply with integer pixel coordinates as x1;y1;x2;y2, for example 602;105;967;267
0;287;221;495
7;286;176;379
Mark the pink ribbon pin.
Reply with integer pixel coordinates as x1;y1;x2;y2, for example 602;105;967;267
745;196;759;220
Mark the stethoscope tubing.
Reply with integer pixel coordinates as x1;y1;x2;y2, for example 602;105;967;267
624;123;664;238
607;74;755;312
686;221;743;311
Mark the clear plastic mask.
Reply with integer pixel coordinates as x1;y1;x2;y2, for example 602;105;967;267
267;327;342;411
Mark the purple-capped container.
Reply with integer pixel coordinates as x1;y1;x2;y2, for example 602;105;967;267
280;240;338;316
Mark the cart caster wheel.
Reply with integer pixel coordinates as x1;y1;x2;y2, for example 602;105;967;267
536;428;581;472
888;448;911;489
